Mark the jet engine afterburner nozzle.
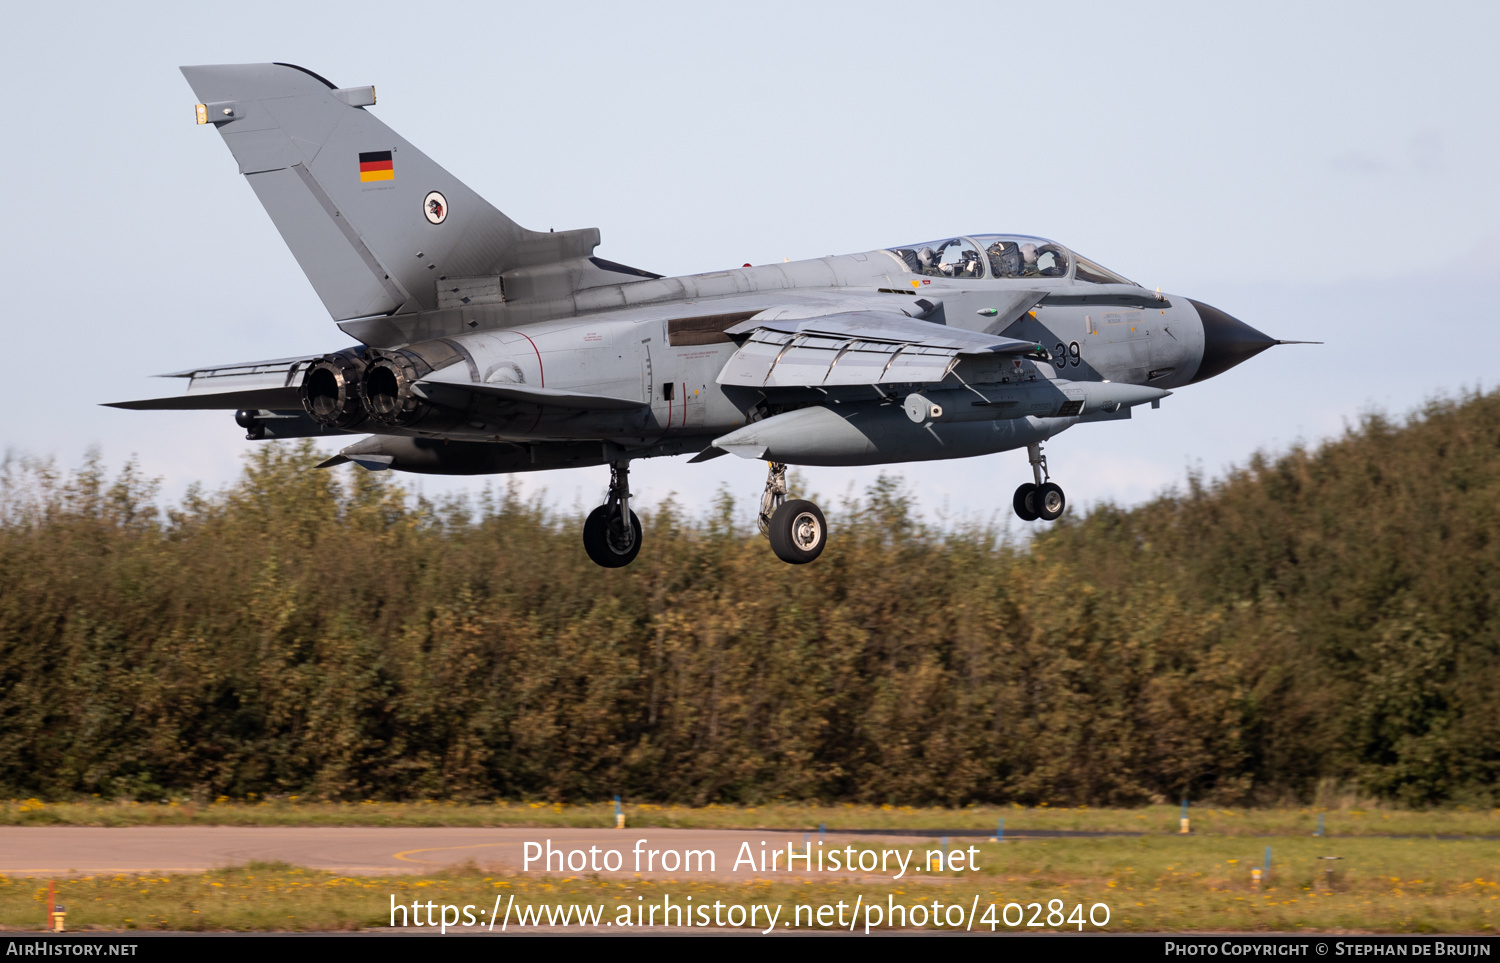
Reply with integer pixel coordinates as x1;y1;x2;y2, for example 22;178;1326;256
360;351;428;428
301;353;370;429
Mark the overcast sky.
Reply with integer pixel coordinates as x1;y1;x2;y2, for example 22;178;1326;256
1;1;1495;527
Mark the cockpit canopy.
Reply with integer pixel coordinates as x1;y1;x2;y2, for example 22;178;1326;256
885;235;1136;286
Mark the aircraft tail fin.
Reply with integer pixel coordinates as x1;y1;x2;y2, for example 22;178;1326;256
181;63;597;322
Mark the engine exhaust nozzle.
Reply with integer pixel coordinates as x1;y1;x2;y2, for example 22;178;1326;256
301;353;370;429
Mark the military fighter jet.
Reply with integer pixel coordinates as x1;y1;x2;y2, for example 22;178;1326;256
113;63;1309;568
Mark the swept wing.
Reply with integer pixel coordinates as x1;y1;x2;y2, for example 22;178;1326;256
717;311;1046;388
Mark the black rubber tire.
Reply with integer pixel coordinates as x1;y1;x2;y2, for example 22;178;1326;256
1036;482;1066;521
769;499;828;564
582;505;642;568
1012;483;1039;521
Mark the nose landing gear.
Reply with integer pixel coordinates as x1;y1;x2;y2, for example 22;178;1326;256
759;461;828;564
583;459;642;568
1013;441;1066;522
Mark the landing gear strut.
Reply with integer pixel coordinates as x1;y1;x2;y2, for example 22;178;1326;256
583;459;642;567
1013;441;1066;522
759;461;827;564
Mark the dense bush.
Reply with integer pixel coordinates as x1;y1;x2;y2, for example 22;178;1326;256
2;391;1496;806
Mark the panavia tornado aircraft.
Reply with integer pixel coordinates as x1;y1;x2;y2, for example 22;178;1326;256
113;63;1308;568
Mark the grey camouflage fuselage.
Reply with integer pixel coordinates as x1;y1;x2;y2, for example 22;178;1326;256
115;62;1294;484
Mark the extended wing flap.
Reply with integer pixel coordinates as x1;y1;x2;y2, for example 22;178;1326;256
716;335;781;387
717;311;1042;388
818;342;902;386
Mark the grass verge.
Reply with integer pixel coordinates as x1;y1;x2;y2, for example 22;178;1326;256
2;800;1498;836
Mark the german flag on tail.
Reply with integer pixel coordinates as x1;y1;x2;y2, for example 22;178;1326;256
358;151;394;182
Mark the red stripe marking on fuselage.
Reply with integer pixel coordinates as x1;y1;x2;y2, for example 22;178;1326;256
516;331;544;387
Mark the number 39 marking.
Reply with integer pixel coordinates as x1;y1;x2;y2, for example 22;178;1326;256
1056;341;1082;367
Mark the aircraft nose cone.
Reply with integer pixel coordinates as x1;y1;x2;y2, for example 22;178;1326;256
1188;299;1278;384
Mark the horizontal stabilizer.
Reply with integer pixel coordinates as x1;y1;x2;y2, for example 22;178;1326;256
106;355;311;411
106;386;300;411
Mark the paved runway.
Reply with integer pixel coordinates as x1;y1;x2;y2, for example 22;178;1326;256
0;827;991;879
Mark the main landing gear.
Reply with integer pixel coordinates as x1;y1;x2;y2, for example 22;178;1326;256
1013;441;1066;522
583;459;642;568
759;461;828;564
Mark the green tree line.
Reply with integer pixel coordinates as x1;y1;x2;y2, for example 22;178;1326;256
2;391;1496;806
